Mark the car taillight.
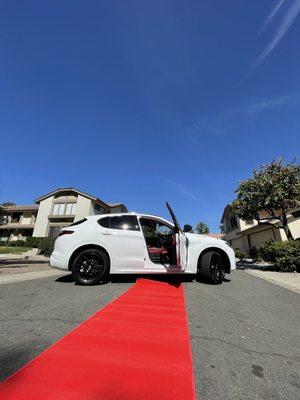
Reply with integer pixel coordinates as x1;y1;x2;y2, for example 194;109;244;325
58;230;74;237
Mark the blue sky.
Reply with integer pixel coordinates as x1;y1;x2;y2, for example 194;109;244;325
0;0;299;232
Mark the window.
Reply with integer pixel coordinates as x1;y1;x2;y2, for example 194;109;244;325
66;203;76;215
53;203;65;215
156;222;173;235
11;213;20;223
48;226;64;237
95;204;106;214
98;216;110;228
230;216;238;229
98;215;140;231
53;202;76;215
140;218;174;239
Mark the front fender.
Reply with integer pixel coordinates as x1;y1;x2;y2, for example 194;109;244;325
185;235;236;273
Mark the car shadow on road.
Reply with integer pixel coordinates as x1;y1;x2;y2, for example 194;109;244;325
55;273;195;285
55;273;232;286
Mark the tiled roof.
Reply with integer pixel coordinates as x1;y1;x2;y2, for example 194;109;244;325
34;187;101;203
2;204;38;211
203;233;225;239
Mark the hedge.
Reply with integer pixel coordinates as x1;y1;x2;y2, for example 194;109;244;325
234;248;247;261
259;240;300;272
38;238;55;257
25;237;45;248
0;240;26;247
240;240;300;272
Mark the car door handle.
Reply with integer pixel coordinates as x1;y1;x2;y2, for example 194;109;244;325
102;231;112;235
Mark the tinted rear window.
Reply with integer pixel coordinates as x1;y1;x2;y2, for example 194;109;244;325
98;215;140;231
98;216;110;228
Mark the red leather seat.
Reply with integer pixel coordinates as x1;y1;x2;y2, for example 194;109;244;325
147;247;168;255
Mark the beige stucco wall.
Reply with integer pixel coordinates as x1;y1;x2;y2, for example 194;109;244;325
239;218;258;232
288;219;300;240
33;196;54;237
21;214;32;225
230;237;244;250
224;227;240;242
248;228;276;248
111;206;123;213
274;227;288;241
75;195;92;221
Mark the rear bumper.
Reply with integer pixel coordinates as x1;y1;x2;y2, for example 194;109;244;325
49;252;69;271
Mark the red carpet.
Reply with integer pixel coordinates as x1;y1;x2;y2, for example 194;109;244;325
0;279;196;399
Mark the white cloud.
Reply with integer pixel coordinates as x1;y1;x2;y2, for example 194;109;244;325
192;96;294;137
163;178;199;202
254;0;300;68
228;96;291;116
258;0;286;34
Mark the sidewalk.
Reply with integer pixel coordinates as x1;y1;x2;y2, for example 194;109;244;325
244;269;300;294
0;255;64;285
0;248;48;261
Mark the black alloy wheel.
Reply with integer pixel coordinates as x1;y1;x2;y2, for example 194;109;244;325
72;249;109;285
200;251;225;284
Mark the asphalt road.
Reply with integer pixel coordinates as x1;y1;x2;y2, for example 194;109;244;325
0;270;299;399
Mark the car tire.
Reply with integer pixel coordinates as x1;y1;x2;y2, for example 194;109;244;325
71;248;109;285
199;251;225;284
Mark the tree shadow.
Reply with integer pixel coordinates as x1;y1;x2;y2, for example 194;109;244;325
0;345;41;383
237;262;275;271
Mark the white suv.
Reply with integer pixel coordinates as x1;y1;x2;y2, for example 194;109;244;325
50;202;235;285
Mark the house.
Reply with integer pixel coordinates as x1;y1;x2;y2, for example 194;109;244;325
221;204;300;253
0;187;127;241
0;204;38;242
108;203;128;214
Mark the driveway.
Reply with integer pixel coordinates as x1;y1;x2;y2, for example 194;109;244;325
0;268;299;399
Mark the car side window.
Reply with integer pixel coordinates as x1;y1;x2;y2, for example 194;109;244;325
98;216;140;231
156;222;173;235
98;216;110;228
140;218;174;237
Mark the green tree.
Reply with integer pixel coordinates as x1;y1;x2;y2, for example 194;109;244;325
183;224;194;233
0;205;6;226
233;159;300;238
195;222;209;234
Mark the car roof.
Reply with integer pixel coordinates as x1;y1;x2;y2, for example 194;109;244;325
87;213;174;226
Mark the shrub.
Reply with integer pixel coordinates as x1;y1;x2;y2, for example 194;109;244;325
235;248;247;261
259;240;300;272
249;246;262;261
38;238;55;257
26;237;44;248
8;240;26;247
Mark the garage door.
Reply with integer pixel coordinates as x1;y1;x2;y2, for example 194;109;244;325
231;237;244;250
249;229;275;248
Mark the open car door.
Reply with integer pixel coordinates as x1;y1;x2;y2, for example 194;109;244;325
166;202;187;270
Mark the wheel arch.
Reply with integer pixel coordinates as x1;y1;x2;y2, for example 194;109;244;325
68;244;111;271
197;247;231;274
